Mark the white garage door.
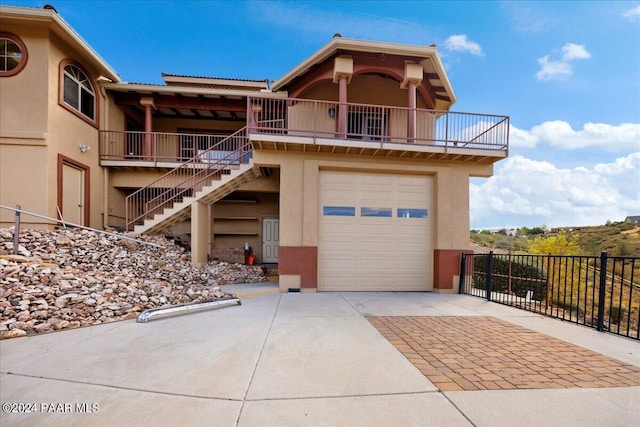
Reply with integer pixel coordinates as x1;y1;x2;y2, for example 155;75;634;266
318;171;432;291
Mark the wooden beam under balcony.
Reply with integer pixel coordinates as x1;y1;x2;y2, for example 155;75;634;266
113;92;246;112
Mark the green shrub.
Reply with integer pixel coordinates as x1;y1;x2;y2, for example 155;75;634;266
609;306;627;324
472;255;547;300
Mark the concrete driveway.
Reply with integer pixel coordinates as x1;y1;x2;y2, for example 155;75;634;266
1;290;639;426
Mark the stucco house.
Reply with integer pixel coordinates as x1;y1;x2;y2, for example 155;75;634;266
0;5;509;293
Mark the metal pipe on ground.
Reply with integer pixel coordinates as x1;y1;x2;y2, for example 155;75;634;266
137;298;241;323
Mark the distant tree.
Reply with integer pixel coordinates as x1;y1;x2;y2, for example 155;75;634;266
517;226;531;236
497;228;507;235
529;227;545;235
606;219;612;226
529;230;581;255
615;241;629;256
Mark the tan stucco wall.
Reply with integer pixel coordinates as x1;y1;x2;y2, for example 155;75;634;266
302;75;429;108
46;31;104;228
0;20;123;229
0;24;51;227
0;145;49;227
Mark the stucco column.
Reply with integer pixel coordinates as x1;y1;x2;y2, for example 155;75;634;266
432;168;472;293
140;97;155;160
402;62;423;143
407;80;417;142
337;75;348;138
190;201;210;266
333;56;353;139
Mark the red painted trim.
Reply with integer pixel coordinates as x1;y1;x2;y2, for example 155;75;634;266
0;32;28;77
279;246;318;289
58;59;100;129
57;154;90;227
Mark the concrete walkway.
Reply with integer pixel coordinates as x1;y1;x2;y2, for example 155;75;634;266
1;289;638;426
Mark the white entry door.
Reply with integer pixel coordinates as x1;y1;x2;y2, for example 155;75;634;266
262;218;279;263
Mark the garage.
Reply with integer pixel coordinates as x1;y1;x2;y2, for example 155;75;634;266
318;170;432;291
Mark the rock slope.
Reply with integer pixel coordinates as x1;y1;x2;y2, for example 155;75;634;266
0;228;266;339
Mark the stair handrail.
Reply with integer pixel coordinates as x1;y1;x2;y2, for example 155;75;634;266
125;127;250;231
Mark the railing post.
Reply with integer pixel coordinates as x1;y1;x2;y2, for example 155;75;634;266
487;251;494;301
125;198;130;232
597;251;608;331
507;250;512;295
458;252;466;294
444;112;449;150
13;204;21;255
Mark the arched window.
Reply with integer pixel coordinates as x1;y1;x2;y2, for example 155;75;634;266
60;61;96;123
0;32;28;77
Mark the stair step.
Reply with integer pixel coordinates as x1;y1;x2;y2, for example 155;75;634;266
135;163;257;234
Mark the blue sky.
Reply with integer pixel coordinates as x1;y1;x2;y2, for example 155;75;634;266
9;0;640;229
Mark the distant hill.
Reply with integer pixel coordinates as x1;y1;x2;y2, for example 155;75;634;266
471;221;640;257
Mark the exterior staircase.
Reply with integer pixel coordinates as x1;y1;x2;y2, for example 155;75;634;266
126;127;258;234
133;163;260;234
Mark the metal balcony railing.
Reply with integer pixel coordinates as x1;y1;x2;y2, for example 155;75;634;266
100;131;236;164
247;96;509;153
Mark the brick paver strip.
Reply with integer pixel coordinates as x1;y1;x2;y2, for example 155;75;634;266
368;316;640;391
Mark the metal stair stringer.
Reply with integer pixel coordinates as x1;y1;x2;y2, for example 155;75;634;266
133;162;261;235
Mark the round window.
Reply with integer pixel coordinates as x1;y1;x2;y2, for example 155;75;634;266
0;33;28;76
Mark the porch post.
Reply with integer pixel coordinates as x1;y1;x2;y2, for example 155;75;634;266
338;75;348;138
407;80;417;142
140;97;155;160
402;62;423;143
333;56;353;139
191;201;210;266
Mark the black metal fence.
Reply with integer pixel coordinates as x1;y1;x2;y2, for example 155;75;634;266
459;252;639;340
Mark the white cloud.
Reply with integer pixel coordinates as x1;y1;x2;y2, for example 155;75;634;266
561;43;591;61
536;43;591;81
510;121;640;151
536;56;572;80
443;34;484;56
622;5;640;22
470;153;640;228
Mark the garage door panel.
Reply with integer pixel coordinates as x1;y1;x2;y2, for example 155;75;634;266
322;222;357;233
322;258;357;268
396;260;428;270
358;258;395;269
322;234;358;242
358;238;394;246
395;228;428;239
319;171;432;292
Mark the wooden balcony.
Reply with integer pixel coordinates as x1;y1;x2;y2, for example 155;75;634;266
247;97;509;163
99;131;240;168
100;97;509;167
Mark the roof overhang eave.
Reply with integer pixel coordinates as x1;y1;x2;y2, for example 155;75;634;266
0;5;120;83
102;82;288;99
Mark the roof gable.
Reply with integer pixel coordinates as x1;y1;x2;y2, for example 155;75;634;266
271;36;456;110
